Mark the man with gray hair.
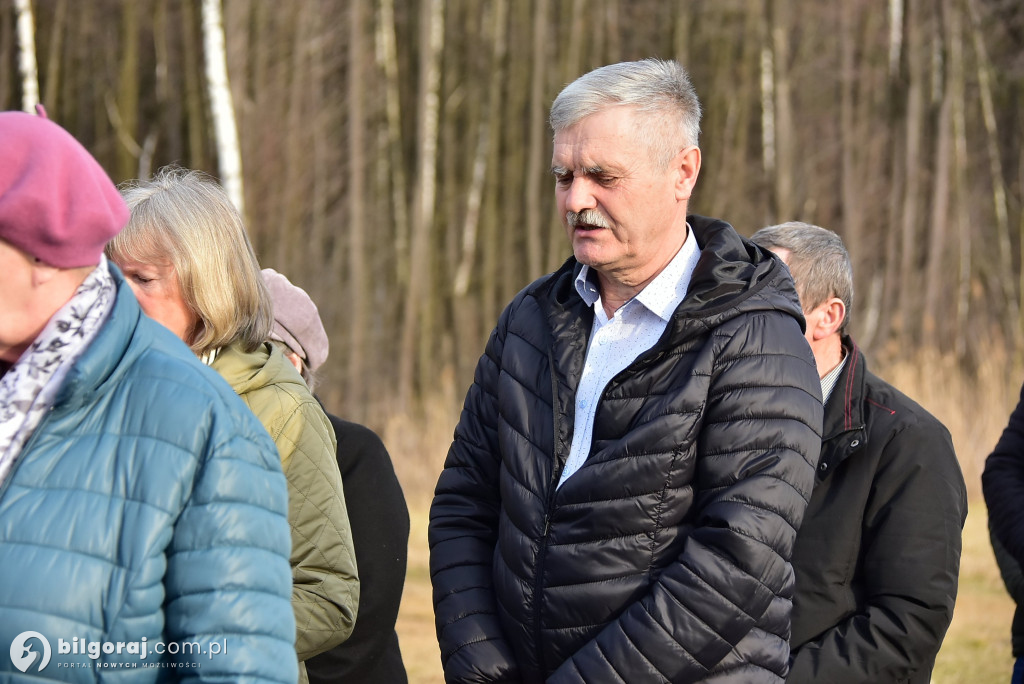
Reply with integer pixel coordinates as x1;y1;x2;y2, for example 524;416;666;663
750;221;967;684
430;59;824;683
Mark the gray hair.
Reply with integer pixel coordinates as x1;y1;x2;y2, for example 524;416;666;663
750;221;854;333
549;59;702;169
106;166;273;356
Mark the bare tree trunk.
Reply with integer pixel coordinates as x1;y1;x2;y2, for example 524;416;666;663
966;0;1019;340
839;2;861;263
180;0;206;169
760;2;776;213
14;0;39;112
922;17;952;343
874;59;908;356
950;0;971;359
377;0;411;287
0;4;12;110
201;0;245;215
896;0;924;345
770;0;795;220
708;9;757;224
347;0;368;418
547;0;584;271
115;0;139;180
672;2;691;66
500;0;532;302
888;0;904;76
523;0;549;280
604;0;621;64
398;0;444;410
42;0;67;112
454;0;507;297
277;1;313;270
451;0;508;385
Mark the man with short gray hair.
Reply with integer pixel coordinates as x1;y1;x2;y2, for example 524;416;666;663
750;221;967;684
430;59;824;683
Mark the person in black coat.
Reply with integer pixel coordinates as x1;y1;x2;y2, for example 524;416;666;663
984;382;1024;684
751;222;968;684
262;267;410;684
430;59;824;684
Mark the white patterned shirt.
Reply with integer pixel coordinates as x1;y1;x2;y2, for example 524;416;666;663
558;230;701;488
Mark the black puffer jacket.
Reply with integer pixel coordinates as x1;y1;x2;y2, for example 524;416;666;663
430;216;823;683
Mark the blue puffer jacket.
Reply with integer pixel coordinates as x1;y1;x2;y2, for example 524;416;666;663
0;265;298;683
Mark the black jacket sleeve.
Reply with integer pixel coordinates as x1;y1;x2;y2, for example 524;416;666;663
429;305;522;683
984;383;1024;568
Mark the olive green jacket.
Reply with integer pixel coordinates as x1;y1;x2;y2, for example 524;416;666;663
212;342;359;675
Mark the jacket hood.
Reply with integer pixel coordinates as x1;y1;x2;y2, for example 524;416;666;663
538;214;806;339
680;215;804;326
211;340;304;399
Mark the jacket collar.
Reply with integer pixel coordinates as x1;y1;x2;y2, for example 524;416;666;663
822;335;867;440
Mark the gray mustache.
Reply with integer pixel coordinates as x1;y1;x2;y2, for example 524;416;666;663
566;210;610;229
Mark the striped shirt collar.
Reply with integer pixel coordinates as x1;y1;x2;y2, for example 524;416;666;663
820;350;848;404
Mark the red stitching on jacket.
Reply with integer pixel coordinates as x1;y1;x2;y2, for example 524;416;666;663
844;341;858;430
866;398;896;415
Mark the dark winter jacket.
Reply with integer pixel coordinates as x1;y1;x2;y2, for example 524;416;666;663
307;415;410;684
983;380;1024;658
430;216;824;683
989;524;1024;657
788;338;967;684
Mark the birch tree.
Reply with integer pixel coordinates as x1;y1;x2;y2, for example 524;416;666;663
201;0;244;215
14;0;39;112
398;0;445;409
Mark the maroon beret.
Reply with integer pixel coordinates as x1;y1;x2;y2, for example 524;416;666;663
0;110;128;267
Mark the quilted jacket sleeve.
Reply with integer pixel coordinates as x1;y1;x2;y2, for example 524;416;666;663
164;422;299;683
279;400;360;660
549;310;823;683
430;305;522;684
304;417;410;683
788;422;966;683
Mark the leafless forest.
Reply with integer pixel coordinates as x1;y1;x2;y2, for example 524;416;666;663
3;0;1024;435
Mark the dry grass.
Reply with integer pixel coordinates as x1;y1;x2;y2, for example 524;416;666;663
385;350;1023;683
932;506;1014;683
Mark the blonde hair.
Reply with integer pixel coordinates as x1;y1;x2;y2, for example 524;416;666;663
106;166;273;356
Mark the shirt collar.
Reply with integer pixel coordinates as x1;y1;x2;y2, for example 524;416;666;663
820;350;848;404
574;265;601;307
573;224;701;322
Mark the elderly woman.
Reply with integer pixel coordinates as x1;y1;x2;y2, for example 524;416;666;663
262;268;410;684
106;166;358;683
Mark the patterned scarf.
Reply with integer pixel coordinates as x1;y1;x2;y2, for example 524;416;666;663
0;257;116;486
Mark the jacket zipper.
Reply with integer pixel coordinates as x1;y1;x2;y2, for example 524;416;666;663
533;346;567;674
